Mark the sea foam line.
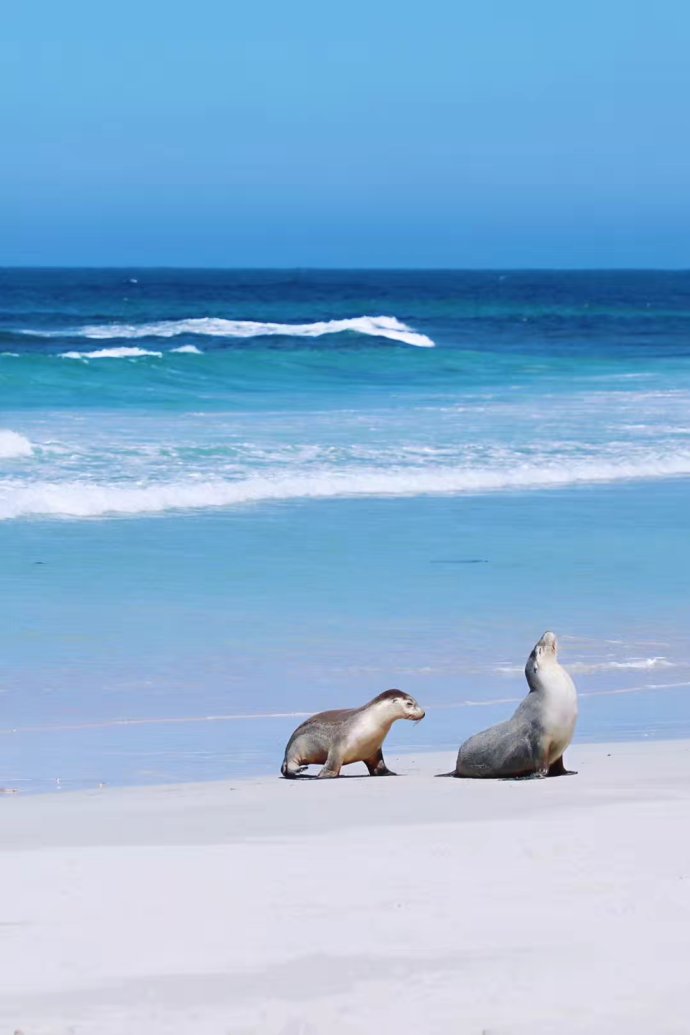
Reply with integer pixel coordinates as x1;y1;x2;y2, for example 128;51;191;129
495;657;677;675
416;680;690;710
3;681;689;737
41;315;436;348
3;453;690;519
0;711;313;736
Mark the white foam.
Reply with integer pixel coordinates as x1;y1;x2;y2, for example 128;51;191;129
0;430;33;459
60;315;435;348
60;347;163;360
3;452;690;519
571;657;677;674
496;657;677;675
170;345;203;354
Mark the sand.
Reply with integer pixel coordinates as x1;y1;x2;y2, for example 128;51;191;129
2;739;690;1034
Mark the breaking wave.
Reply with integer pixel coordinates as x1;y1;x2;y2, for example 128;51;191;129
4;453;690;519
44;315;435;349
0;430;33;459
60;344;204;359
60;347;163;360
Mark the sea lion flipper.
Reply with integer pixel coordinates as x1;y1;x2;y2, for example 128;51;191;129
364;749;396;776
281;762;309;779
317;746;344;779
547;755;578;777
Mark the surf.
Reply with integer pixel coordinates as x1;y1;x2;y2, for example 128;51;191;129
0;429;33;459
30;315;436;348
5;452;690;519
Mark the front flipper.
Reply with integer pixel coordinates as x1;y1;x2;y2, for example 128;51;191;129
547;755;578;777
364;749;397;776
317;747;344;779
508;742;555;780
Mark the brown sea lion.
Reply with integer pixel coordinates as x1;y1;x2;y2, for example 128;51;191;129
281;689;425;779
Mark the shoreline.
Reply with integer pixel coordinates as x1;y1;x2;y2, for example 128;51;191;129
2;734;688;812
4;710;690;796
4;738;690;1033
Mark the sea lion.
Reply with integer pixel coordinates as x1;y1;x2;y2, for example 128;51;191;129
281;689;425;779
451;631;578;779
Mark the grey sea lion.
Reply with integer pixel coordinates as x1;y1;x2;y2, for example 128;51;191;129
450;631;578;779
281;689;425;779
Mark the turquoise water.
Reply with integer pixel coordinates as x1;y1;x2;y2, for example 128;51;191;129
1;270;689;790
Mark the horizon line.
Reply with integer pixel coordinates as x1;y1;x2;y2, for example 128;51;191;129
1;265;690;273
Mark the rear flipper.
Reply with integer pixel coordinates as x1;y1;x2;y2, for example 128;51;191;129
281;760;309;779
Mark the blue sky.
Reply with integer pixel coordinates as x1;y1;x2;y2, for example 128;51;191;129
2;1;689;266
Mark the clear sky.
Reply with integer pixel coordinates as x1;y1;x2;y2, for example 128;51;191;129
2;0;689;267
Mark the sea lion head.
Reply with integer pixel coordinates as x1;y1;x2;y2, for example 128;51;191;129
525;630;559;680
370;688;425;721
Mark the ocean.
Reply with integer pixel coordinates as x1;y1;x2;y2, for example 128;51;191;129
1;268;689;792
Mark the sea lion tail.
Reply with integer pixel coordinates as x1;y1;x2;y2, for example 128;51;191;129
435;770;457;778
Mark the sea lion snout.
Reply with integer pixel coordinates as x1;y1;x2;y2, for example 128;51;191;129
538;630;558;654
399;694;425;721
528;630;558;672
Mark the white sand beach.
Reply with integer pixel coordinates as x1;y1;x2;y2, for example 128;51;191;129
2;739;690;1035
